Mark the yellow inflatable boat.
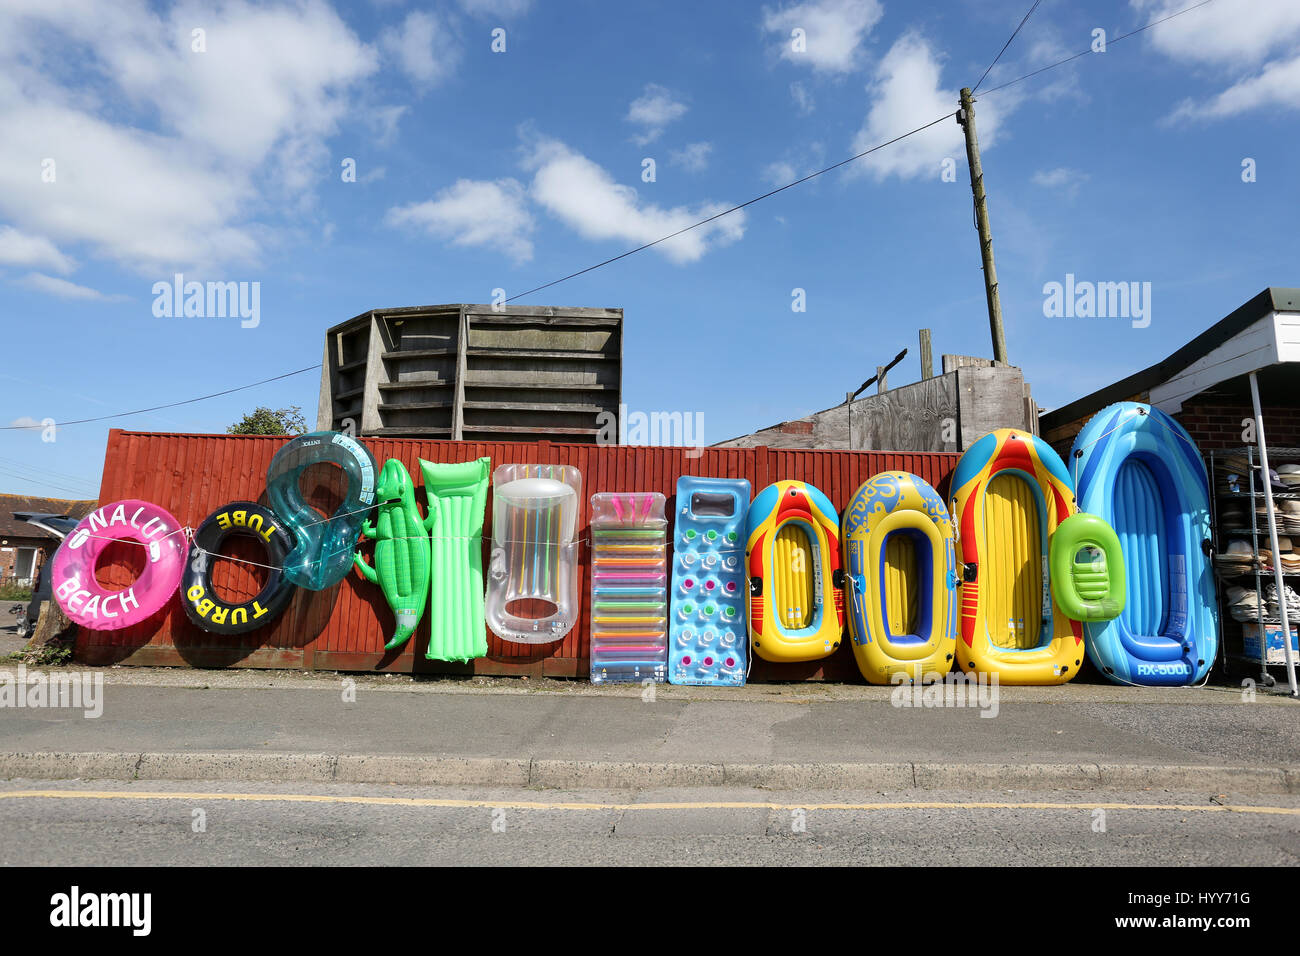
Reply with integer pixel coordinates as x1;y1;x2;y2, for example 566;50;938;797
841;472;958;684
744;480;845;663
949;429;1084;685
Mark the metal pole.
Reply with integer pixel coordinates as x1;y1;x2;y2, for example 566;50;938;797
846;391;854;451
1249;370;1297;696
958;87;1008;366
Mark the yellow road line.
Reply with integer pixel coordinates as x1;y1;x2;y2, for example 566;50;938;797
2;790;1299;815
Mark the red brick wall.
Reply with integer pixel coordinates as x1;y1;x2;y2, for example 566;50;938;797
1046;398;1300;461
0;536;52;585
1175;401;1300;452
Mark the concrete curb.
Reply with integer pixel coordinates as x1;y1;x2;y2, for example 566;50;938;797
1;751;1296;794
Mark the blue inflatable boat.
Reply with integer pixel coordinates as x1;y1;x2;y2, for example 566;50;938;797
1070;401;1218;684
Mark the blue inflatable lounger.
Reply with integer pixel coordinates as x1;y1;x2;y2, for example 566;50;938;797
669;476;751;686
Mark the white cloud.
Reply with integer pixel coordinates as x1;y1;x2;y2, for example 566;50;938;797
1012;30;1087;103
386;178;535;263
762;0;884;73
762;160;797;186
0;226;74;273
760;141;825;187
851;33;1005;181
365;104;408;146
1032;167;1088;197
1032;168;1072;188
790;80;815;114
670;142;713;173
1167;53;1300;120
523;136;745;264
626;84;687;145
1133;0;1300;66
0;0;377;275
458;0;533;17
1133;0;1300;122
8;416;44;430
381;9;460;88
15;272;127;301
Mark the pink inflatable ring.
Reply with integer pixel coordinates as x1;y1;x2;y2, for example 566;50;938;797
51;499;187;630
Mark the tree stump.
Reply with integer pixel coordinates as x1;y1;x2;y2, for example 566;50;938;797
27;599;76;651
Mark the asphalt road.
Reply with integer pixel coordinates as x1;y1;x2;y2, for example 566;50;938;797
2;778;1298;866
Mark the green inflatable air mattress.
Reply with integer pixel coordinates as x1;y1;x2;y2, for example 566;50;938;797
354;459;430;651
421;457;491;662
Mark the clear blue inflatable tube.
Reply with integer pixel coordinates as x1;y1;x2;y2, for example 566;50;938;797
265;431;377;591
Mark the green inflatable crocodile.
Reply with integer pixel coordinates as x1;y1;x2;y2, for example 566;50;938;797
354;458;431;651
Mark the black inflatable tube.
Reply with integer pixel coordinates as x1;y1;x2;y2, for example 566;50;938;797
182;501;296;635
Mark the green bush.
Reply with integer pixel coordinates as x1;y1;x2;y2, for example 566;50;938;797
8;643;73;666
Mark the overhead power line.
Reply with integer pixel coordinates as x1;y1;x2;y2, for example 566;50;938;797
0;364;321;431
0;0;1221;434
973;0;1045;94
508;0;1216;304
977;0;1217;97
505;112;958;303
0;454;100;486
0;464;99;497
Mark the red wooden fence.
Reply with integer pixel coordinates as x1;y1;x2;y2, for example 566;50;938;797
83;429;957;680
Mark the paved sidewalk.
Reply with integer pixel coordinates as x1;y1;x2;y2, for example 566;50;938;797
1;669;1297;792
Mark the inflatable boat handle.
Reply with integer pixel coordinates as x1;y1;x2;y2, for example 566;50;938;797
846;572;866;623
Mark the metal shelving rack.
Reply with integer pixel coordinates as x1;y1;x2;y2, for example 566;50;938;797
1209;445;1300;687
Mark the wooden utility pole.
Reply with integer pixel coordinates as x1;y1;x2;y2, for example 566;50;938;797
919;328;933;379
957;87;1008;365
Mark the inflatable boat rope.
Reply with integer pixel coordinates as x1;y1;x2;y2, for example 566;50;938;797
185;499;395;573
1068;405;1201;487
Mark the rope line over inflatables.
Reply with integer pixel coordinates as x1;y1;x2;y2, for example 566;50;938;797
1069;405;1203;489
183;533;679;576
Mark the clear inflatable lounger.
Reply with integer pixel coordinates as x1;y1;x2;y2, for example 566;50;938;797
589;491;668;683
485;463;583;644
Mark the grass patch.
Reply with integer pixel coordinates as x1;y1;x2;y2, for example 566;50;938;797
0;583;33;601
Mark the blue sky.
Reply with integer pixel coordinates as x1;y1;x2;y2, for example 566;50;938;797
1;0;1297;499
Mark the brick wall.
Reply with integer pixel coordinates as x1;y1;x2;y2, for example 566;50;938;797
1175;401;1300;452
0;535;52;585
1045;397;1300;461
